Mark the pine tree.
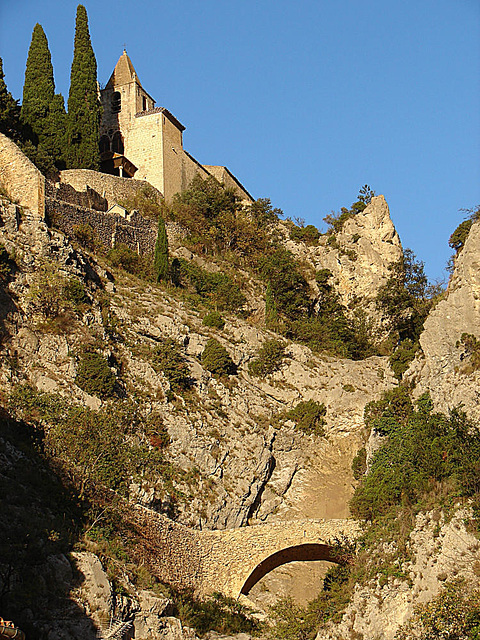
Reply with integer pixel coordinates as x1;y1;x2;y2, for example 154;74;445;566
154;215;169;282
0;57;21;141
66;4;100;169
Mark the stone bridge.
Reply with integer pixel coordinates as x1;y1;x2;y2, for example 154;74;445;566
130;506;361;598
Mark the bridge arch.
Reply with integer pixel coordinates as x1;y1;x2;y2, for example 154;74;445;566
240;542;341;595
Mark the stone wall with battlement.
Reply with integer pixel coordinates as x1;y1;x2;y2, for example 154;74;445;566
0;133;45;219
59;169;162;209
130;506;360;598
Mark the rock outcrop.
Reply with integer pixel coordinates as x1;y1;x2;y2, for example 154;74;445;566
407;218;480;419
285;195;402;319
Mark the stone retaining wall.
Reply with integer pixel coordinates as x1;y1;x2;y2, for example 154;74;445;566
0;133;45;219
46;199;157;254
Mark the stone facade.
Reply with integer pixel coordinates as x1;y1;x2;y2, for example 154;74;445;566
130;506;360;598
0;132;45;219
99;52;253;202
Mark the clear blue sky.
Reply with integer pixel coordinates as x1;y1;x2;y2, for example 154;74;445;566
1;0;479;281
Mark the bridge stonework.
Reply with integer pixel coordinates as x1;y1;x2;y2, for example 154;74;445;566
131;507;361;598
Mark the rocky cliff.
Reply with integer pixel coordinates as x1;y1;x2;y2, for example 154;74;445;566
407;217;480;419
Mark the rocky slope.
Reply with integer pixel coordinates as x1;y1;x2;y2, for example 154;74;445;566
2;179;480;640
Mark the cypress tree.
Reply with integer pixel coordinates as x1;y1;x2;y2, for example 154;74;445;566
21;24;55;141
66;4;100;169
20;24;66;174
0;57;21;141
42;93;67;170
154;215;169;282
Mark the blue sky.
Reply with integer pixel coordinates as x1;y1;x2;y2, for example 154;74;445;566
1;0;479;281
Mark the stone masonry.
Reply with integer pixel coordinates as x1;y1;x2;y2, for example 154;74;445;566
130;506;360;599
0;132;45;219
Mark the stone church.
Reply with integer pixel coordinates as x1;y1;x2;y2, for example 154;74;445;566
99;51;253;202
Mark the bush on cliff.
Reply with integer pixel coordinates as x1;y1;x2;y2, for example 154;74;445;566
151;338;192;391
75;350;116;398
286;399;326;436
201;338;236;376
248;339;286;376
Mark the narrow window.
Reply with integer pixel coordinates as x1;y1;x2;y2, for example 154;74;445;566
111;91;121;113
142;96;147;111
112;131;124;154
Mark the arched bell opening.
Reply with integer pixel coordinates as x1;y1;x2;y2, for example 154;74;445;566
240;543;340;596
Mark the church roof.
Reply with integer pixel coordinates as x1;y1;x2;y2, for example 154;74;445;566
106;50;142;88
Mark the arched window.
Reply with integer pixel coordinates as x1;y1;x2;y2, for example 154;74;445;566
111;91;121;113
112;131;124;155
99;135;110;154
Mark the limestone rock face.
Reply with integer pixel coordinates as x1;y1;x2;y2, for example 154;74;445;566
285;195;402;316
407;219;480;418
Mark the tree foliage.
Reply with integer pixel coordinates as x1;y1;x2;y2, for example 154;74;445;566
151;338;192;391
248;339;286;376
66;5;100;170
0;57;21;142
396;578;480;640
170;175;281;260
323;185;375;234
376;248;430;343
448;207;480;255
286;399;327;436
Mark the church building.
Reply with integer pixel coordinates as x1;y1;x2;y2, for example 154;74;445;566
99;51;253;203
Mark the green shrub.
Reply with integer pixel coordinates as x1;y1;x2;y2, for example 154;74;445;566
389;338;418;379
248;339;286;376
75;351;116;398
145;412;170;449
27;261;66;318
286;399;326;436
457;332;480;372
0;243;14;283
179;260;246;312
64;277;89;306
174;590;261;636
201;338;236;376
107;243;141;273
73;222;97;250
351;391;480;520
9;386;180;499
202;311;225;329
118;184;163;220
290;224;320;244
151;338;192;391
352;447;367;480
